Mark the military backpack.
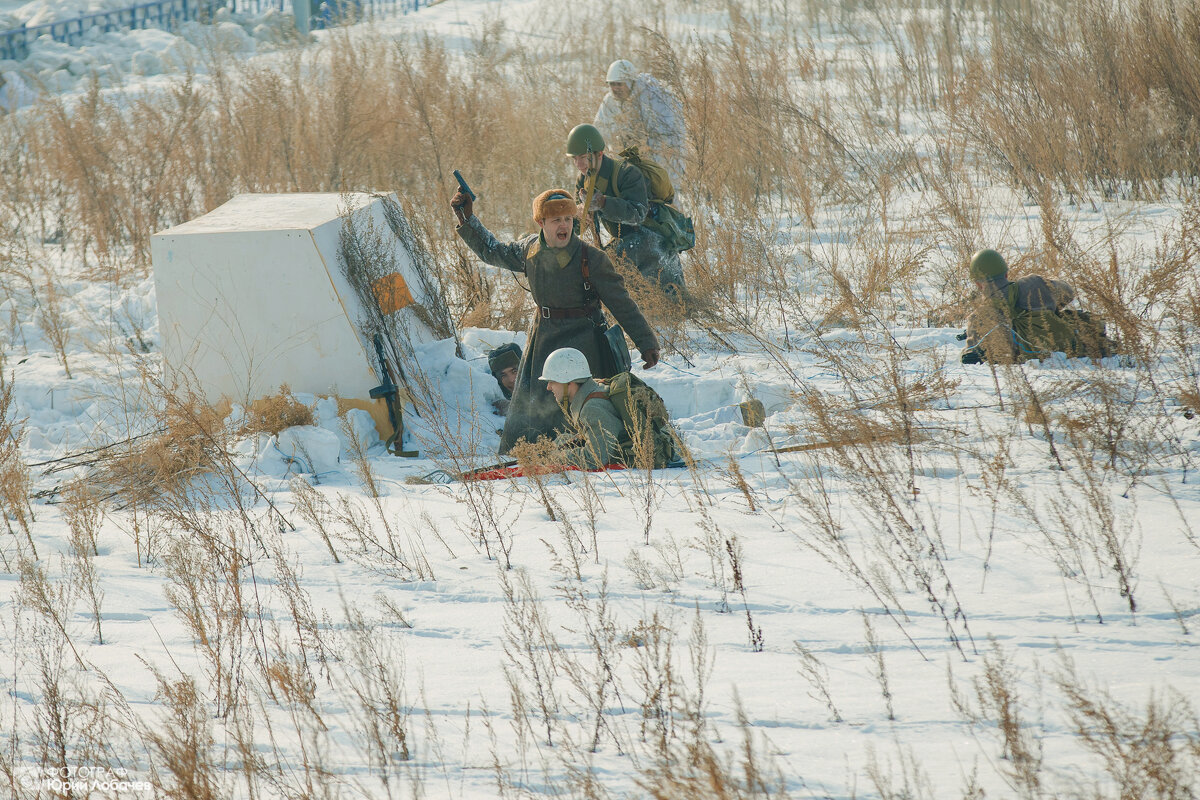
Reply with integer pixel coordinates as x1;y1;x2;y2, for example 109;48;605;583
614;147;696;253
1003;283;1119;361
617;146;675;203
588;372;680;469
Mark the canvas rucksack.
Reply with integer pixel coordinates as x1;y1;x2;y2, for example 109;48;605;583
644;202;696;254
1004;283;1119;361
589;372;680;469
613;147;696;253
617;146;674;203
1056;309;1119;358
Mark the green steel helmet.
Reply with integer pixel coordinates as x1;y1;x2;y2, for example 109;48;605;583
566;124;606;157
969;248;1008;281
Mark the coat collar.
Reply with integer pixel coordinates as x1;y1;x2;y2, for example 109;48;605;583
568;377;605;421
982;275;1012;296
528;231;582;265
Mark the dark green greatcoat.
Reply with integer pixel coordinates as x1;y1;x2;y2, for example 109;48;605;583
457;215;658;453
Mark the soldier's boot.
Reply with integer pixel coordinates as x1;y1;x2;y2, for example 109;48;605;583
960;346;985;365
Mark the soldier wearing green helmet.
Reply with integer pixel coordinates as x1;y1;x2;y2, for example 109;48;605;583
961;248;1085;364
968;248;1010;281
566;123;607;159
568;123;686;299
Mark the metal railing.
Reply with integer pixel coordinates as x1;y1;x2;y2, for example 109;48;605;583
0;0;218;61
0;0;423;62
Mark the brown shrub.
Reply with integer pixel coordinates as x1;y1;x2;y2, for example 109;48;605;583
243;385;315;437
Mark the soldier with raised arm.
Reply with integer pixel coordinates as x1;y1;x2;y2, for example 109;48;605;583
452;187;659;453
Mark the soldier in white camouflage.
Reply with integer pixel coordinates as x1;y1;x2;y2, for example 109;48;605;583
593;59;687;186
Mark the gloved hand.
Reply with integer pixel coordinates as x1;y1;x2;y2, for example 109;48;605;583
588;191;607;211
451;191;474;221
641;348;660;369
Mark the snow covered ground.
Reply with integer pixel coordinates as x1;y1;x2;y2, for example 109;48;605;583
2;1;1199;798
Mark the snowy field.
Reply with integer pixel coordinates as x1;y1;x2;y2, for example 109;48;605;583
2;0;1199;798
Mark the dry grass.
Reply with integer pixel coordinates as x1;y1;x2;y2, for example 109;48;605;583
143;669;222;800
2;0;1200;797
7;0;1196;335
0;372;37;561
955;0;1200;200
243;385;314;437
950;643;1200;799
91;396;224;506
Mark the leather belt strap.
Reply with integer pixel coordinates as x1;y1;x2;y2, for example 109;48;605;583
581;246;596;303
541;302;598;319
541;246;601;319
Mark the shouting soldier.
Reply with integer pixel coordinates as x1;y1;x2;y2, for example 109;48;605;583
452;187;660;453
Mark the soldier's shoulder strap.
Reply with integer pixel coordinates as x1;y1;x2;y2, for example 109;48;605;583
525;234;544;265
596;155;621;198
580;243;599;304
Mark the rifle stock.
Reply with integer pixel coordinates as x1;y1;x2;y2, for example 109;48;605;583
580;168;603;245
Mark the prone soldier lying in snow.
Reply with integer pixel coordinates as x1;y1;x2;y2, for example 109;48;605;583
540;347;679;471
961;249;1117;364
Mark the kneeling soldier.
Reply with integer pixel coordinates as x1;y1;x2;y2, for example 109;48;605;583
540;347;626;470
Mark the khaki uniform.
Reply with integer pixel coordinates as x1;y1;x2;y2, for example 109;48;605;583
964;275;1075;362
577;154;685;294
456;216;657;453
554;377;626;469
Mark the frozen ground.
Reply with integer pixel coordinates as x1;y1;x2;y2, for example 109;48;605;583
1;0;1199;798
